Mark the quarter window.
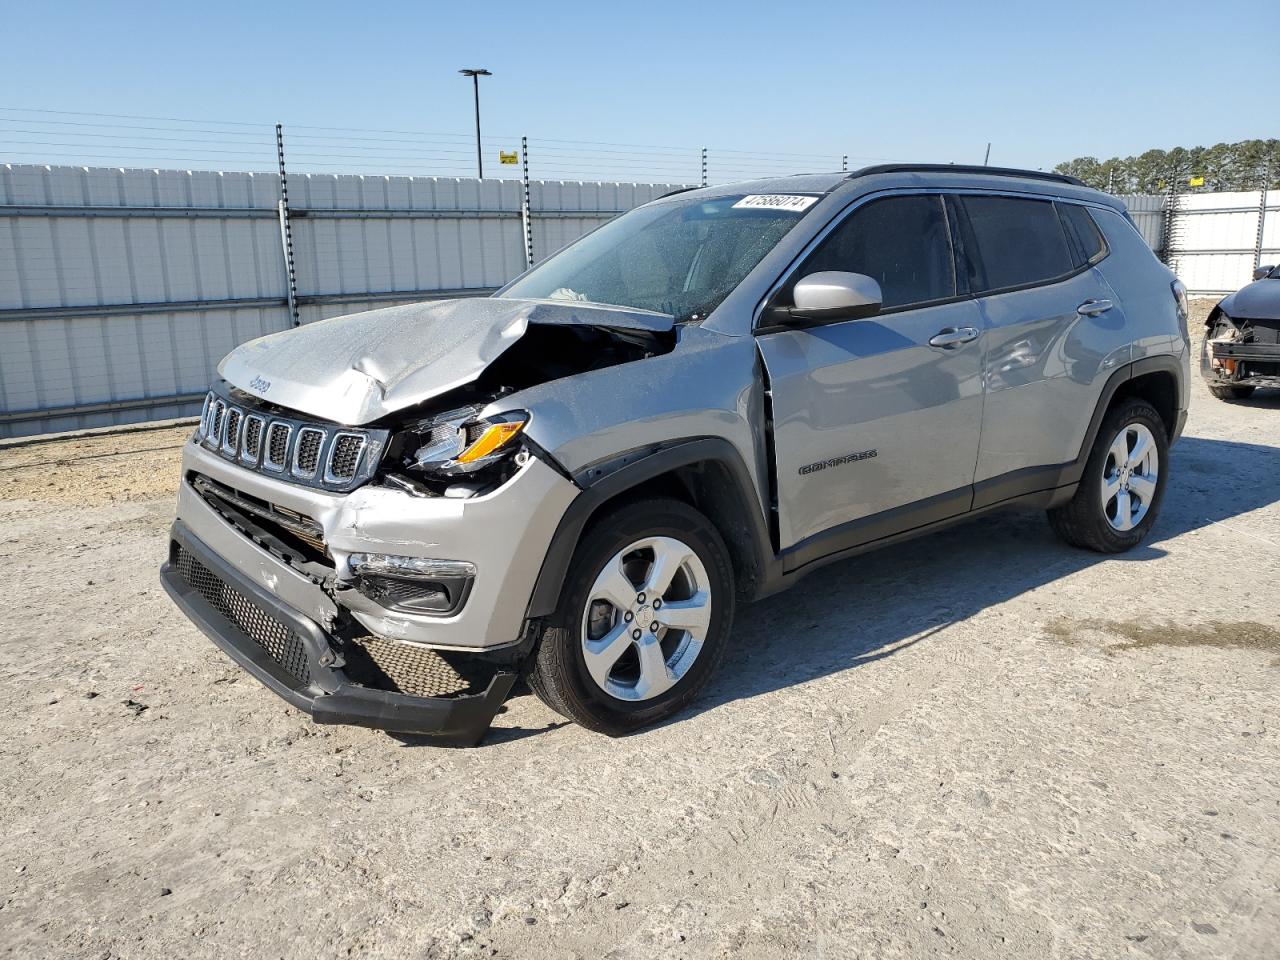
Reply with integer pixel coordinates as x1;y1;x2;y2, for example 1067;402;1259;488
961;196;1076;292
1057;202;1107;267
797;194;955;310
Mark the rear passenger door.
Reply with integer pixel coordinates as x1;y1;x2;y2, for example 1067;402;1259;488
956;195;1129;501
757;193;986;562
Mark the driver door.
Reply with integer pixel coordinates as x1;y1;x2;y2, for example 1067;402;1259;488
755;193;985;565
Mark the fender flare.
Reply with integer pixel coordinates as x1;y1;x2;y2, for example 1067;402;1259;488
524;437;775;619
1069;353;1186;478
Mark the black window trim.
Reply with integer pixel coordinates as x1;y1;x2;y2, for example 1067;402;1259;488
752;187;1114;334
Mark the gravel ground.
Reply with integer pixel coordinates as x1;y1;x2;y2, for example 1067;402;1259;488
2;301;1279;960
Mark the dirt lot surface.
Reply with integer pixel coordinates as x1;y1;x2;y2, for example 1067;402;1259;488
3;302;1279;959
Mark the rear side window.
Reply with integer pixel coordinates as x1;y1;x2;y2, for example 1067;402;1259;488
961;196;1075;293
798;194;955;309
1056;202;1107;267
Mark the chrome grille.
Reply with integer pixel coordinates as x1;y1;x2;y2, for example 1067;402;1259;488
195;390;385;493
199;393;214;438
292;428;324;478
241;415;264;464
265;422;291;471
326;433;366;482
221;408;242;456
210;400;226;445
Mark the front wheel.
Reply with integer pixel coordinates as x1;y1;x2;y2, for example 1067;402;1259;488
1048;397;1169;553
526;498;734;734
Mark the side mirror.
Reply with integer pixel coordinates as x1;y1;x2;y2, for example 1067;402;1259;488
1254;265;1275;281
773;271;883;325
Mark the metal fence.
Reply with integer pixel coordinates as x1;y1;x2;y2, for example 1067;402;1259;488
1;158;1275;439
0;163;690;438
1107;189;1276;294
1163;189;1279;294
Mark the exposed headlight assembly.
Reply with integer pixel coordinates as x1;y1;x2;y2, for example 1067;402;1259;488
405;407;529;478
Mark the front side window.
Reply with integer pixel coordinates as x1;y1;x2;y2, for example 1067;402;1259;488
501;195;812;321
961;195;1075;292
795;194;956;310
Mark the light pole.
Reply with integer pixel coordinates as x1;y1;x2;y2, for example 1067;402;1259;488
458;68;491;179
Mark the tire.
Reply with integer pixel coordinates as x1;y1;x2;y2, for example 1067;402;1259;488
1048;397;1169;553
526;498;735;734
1208;384;1256;401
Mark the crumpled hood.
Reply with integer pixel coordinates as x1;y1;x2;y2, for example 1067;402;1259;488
218;297;673;425
1220;278;1280;321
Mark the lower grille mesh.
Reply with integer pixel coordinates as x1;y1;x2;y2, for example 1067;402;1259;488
173;544;311;686
341;636;494;699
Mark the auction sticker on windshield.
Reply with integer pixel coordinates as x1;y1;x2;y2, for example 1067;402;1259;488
732;195;819;212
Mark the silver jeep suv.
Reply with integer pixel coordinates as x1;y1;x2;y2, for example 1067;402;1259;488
162;164;1191;744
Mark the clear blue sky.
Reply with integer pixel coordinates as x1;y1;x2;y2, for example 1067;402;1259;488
3;0;1276;181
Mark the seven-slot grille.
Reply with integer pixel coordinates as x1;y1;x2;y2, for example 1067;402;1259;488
292;427;325;477
197;390;383;492
241;415;265;463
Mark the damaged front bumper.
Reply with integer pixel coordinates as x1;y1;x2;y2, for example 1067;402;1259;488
161;433;580;744
161;521;518;745
1204;336;1280;388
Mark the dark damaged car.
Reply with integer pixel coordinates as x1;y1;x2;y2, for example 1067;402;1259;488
162;165;1190;744
1202;262;1280;400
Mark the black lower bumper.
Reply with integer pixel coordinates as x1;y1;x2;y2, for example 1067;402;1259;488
1210;340;1280;363
160;521;516;746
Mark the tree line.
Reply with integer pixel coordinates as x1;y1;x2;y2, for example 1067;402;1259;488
1054;139;1279;193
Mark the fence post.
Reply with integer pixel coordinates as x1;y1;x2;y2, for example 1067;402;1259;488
700;147;707;188
1255;162;1271;269
275;123;300;327
1159;170;1182;268
520;136;534;269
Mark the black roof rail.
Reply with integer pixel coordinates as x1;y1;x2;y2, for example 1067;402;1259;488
847;164;1085;187
655;186;701;200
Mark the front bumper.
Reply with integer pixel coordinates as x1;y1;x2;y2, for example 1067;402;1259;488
1202;337;1280;388
177;436;579;651
162;520;517;745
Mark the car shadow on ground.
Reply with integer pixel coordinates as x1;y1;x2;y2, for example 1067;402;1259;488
652;433;1280;729
407;435;1279;747
1217;388;1280;409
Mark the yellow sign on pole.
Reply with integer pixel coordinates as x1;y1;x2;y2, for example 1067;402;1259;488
1188;175;1205;187
499;150;519;165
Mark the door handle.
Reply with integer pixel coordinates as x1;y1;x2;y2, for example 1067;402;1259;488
1077;299;1113;316
928;326;979;348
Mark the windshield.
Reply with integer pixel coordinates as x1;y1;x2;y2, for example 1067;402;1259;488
501;194;815;321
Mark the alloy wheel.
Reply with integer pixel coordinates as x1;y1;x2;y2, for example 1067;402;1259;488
1100;422;1159;532
579;536;712;702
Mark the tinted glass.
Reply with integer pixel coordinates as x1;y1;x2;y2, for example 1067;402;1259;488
961;196;1075;292
799;195;955;309
1057;202;1107;266
501;195;808;321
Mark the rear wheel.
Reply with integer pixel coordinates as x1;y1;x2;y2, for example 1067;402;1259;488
1048;397;1168;553
1208;383;1256;401
526;499;734;734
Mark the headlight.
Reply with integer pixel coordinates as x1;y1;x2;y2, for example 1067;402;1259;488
403;408;529;478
